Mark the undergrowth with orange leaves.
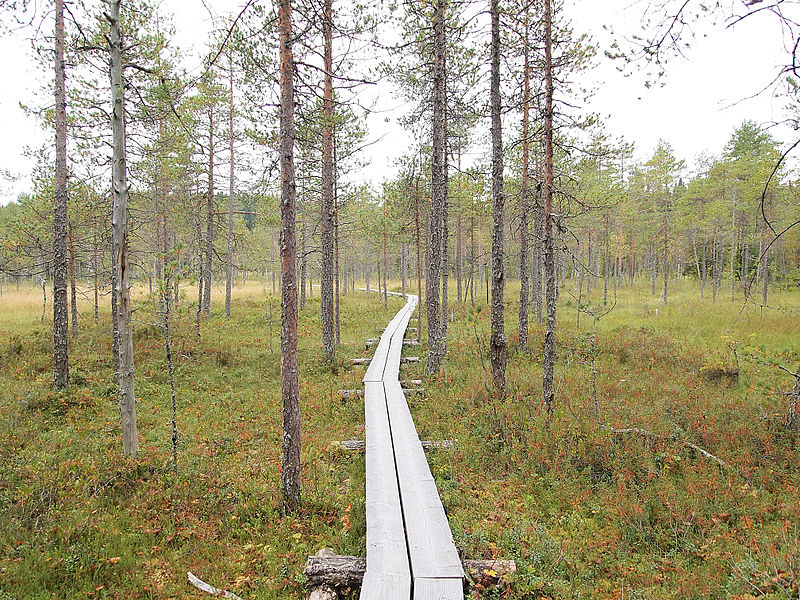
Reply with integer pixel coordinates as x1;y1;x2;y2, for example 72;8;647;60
1;279;798;600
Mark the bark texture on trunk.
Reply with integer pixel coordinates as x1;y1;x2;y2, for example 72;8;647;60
425;0;447;375
489;0;507;388
542;0;556;413
53;0;69;389
279;0;301;513
320;0;336;361
109;0;138;457
68;222;78;338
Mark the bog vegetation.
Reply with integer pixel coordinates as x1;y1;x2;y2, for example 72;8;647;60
0;0;799;598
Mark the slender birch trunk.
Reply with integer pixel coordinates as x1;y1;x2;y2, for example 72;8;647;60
489;0;507;388
542;0;557;413
109;0;138;457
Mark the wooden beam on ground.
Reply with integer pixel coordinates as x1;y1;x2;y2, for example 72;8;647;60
403;339;419;346
187;572;244;600
304;553;515;591
333;439;455;452
337;389;363;400
350;358;371;365
400;356;420;364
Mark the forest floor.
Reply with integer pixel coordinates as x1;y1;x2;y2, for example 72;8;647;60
0;278;798;600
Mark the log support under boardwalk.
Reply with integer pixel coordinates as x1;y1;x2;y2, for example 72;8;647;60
304;550;515;598
333;439;455;452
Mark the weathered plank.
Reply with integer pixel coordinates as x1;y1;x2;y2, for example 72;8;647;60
413;578;463;600
362;377;410;600
384;378;464;581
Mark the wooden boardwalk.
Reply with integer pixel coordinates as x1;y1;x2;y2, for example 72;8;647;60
360;292;463;600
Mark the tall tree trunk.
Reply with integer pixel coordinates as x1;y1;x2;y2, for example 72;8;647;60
320;0;336;360
663;190;669;305
109;0;138;458
93;223;99;322
730;202;736;301
441;156;449;340
577;240;584;330
693;234;704;300
489;0;507;388
300;215;307;309
401;242;407;296
195;206;204;340
415;182;423;343
111;239;120;380
68;223;78;337
383;206;388;309
470;209;475;304
542;0;556;413
425;0;447;375
225;54;235;319
279;0;301;513
53;0;69;389
518;17;531;351
334;131;341;343
456;205;463;304
651;248;657;296
603;210;609;305
203;105;214;316
532;187;543;324
762;194;772;305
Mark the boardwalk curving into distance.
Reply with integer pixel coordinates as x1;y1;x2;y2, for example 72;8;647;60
360;291;464;600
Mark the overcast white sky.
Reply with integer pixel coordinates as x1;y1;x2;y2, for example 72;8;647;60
0;0;796;205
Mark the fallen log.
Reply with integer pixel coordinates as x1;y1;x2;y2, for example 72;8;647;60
400;356;420;363
333;439;455;452
304;552;515;590
400;379;423;387
403;339;419;346
606;425;728;469
337;389;363;400
349;358;371;366
187;572;244;600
